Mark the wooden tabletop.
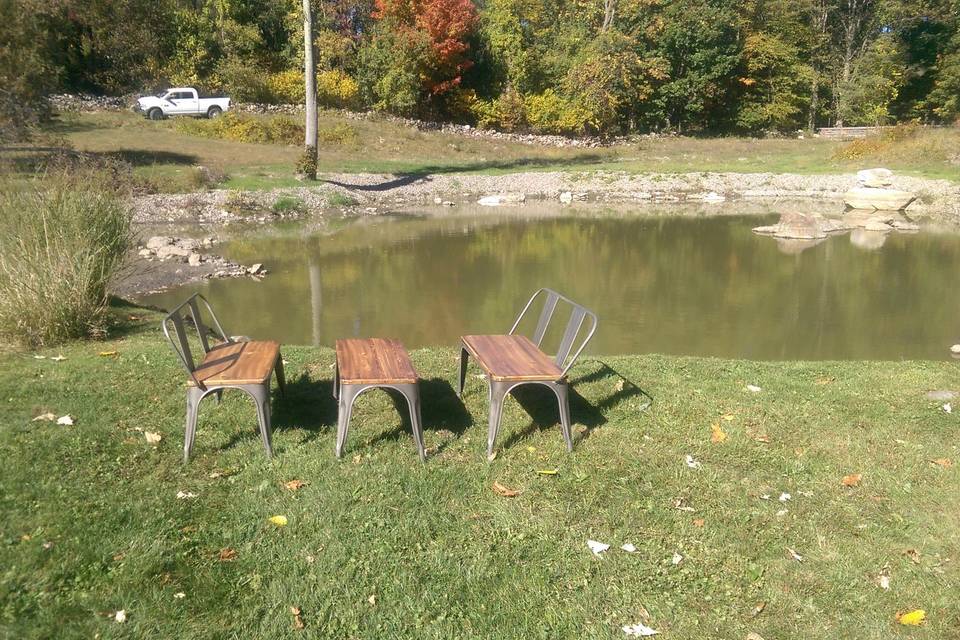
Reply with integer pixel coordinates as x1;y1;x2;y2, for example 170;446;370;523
189;340;280;386
461;334;564;382
336;338;418;385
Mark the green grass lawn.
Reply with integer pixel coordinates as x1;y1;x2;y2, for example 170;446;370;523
7;111;958;192
1;303;959;638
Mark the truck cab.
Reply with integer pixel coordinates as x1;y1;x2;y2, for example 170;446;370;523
135;88;231;120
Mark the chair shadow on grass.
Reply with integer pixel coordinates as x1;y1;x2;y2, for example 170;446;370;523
365;378;473;454
496;360;653;452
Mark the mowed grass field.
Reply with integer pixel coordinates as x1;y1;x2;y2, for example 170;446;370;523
1;303;958;638
8;110;959;192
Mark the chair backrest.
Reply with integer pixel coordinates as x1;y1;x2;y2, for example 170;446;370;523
161;293;231;388
509;288;598;376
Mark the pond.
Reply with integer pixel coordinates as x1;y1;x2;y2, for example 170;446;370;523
142;205;960;360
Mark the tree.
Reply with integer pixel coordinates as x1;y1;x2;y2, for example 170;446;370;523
301;0;318;179
0;0;52;141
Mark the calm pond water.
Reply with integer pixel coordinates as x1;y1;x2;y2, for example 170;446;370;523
142;208;960;360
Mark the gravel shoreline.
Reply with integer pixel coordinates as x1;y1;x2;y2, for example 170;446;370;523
133;170;960;225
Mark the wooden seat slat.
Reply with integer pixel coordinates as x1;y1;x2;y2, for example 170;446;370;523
461;334;564;382
336;338;418;384
189;340;280;386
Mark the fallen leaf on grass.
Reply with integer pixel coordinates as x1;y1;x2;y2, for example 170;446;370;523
746;633;765;640
748;602;766;618
284;479;308;491
99;351;119;357
176;491;197;500
745;384;762;393
209;469;234;479
710;423;727;443
621;543;637;553
56;415;74;426
114;610;127;623
842;473;862;487
269;515;288;527
896;609;926;626
291;606;305;630
684;455;702;470
877;566;891;590
218;548;237;561
693;518;705;527
930;458;953;468
32;413;55;422
536;468;558;476
721;413;735;421
614;379;625;392
752;434;771;443
587;540;610;556
903;549;921;564
492;481;520;497
174;592;186;599
786;547;803;562
33;354;46;360
622;622;659;636
673;496;696;512
671;552;683;565
778;492;791;502
51;355;67;362
367;594;376;606
144;431;162;444
814;376;834;385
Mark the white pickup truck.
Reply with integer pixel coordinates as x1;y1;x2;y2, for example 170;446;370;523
135;88;231;120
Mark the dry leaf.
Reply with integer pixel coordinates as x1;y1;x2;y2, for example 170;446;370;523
269;515;288;527
671;552;683;565
536;468;558;476
896;609;926;626
50;355;67;362
621;543;637;553
749;602;766;618
56;415;74;426
614;379;625;392
903;549;921;564
778;492;791;502
710;422;727;443
877;566;891;590
176;490;197;500
684;455;702;470
786;547;803;562
291;606;305;630
752;434;771;443
284;479;308;491
173;592;186;599
587;540;610;555
721;413;735;421
209;469;233;479
144;431;162;444
930;458;953;468
814;376;834;385
99;351;119;357
32;413;55;422
842;473;862;487
367;594;376;605
746;633;766;640
218;548;237;561
114;610;127;623
673;496;696;512
492;481;520;497
692;518;705;527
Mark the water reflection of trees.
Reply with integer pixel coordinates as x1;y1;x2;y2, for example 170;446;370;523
146;215;960;360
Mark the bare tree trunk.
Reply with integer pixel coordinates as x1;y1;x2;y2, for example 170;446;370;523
302;0;318;180
601;0;616;32
808;0;830;130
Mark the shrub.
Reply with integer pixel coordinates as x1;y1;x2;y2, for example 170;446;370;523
0;171;132;348
472;88;527;131
272;195;307;215
318;123;360;146
525;90;592;135
267;70;305;104
326;192;358;207
297;146;318;180
213;57;274;103
317;70;360;109
175;113;303;145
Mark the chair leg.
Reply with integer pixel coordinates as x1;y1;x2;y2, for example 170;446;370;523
487;380;509;460
552;382;574;453
249;384;273;458
275;354;286;398
336;384;360;459
398;383;426;462
457;346;469;397
183;387;203;463
332;363;339;400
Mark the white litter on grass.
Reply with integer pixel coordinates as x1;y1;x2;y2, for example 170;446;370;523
759;494;771;500
587;540;610;556
114;610;127;623
176;491;197;500
672;552;683;565
623;622;659;636
32;413;55;422
798;490;814;497
173;592;186;599
778;492;792;502
56;415;74;426
621;543;637;553
786;547;804;562
684;455;702;470
746;384;762;393
51;355;67;362
33;355;46;359
943;403;952;414
144;431;162;444
776;509;789;517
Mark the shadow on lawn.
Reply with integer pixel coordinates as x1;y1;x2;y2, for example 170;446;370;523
322;153;610;193
367;378;473;453
3;146;198;174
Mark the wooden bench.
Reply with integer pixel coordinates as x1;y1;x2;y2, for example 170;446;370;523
163;294;285;462
334;338;425;460
458;289;597;459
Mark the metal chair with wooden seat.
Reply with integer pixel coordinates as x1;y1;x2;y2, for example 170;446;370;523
457;288;598;459
162;294;286;462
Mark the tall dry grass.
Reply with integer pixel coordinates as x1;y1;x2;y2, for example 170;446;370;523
0;170;131;347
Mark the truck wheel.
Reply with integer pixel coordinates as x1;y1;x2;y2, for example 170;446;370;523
148;108;164;121
207;106;222;119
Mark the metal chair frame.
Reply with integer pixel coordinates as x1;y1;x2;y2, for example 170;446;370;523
162;293;285;462
458;288;598;458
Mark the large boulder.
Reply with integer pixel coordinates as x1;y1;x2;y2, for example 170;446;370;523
843;186;916;211
145;236;174;250
753;212;828;239
856;168;894;188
